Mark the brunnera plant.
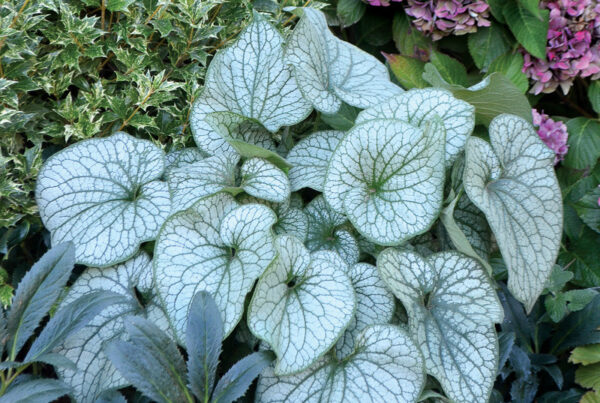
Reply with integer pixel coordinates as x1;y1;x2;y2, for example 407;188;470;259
33;7;563;403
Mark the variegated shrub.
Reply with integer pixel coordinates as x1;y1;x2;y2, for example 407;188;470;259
33;7;563;403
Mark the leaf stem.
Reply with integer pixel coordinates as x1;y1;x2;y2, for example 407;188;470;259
282;0;312;27
101;0;106;30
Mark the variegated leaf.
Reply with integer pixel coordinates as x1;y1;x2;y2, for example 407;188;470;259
154;193;276;340
256;325;424;403
463;114;562;312
324;118;445;245
285;8;402;113
248;235;355;375
36;132;170;267
378;249;504;403
190;12;312;155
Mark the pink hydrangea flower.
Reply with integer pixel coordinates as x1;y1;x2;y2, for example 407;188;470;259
364;0;401;6
403;0;491;40
532;109;569;165
522;1;600;94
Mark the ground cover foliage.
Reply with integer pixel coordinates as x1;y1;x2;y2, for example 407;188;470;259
1;0;600;402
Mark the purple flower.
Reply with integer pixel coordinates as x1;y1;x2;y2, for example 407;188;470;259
403;0;491;40
532;109;569;165
364;0;402;7
522;1;600;94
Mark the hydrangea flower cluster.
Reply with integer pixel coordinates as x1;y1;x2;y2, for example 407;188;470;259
532;108;569;165
364;0;491;40
403;0;491;39
522;0;600;94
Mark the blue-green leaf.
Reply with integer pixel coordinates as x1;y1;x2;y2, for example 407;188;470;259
6;242;75;358
186;292;223;402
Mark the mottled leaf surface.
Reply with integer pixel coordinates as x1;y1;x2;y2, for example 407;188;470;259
304;195;359;265
325;118;445;245
464;114;562;311
357;88;475;166
190;12;311;155
256;325;424;403
53;253;169;403
287;131;345;192
378;249;503;403
154;193;276;340
36;132;170;267
335;263;395;358
167;153;238;213
285;8;402;113
248;235;355;375
240;158;290;203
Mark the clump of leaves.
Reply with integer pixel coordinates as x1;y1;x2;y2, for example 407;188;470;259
570;342;600;402
0;242;123;402
31;7;566;403
105;291;274;403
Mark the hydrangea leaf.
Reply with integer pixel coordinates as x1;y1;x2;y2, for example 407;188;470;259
247;235;355;375
240;158;290;203
356;88;475;166
378;249;504;403
35;132;171;267
190;12;312;155
287;131;345;192
167;154;238;213
256;325;425;403
285;8;402;114
154;193;276;340
463;114;562;312
335;263;395;358
304;195;359;265
324;118;445;245
53;253;169;403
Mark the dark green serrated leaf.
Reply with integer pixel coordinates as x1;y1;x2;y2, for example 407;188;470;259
392;12;431;58
488;52;529;93
503;0;549;59
384;53;427;90
551;294;600;353
573;187;600;234
429;51;469;86
337;0;365;28
588;81;600;115
564;118;600;170
468;23;511;69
